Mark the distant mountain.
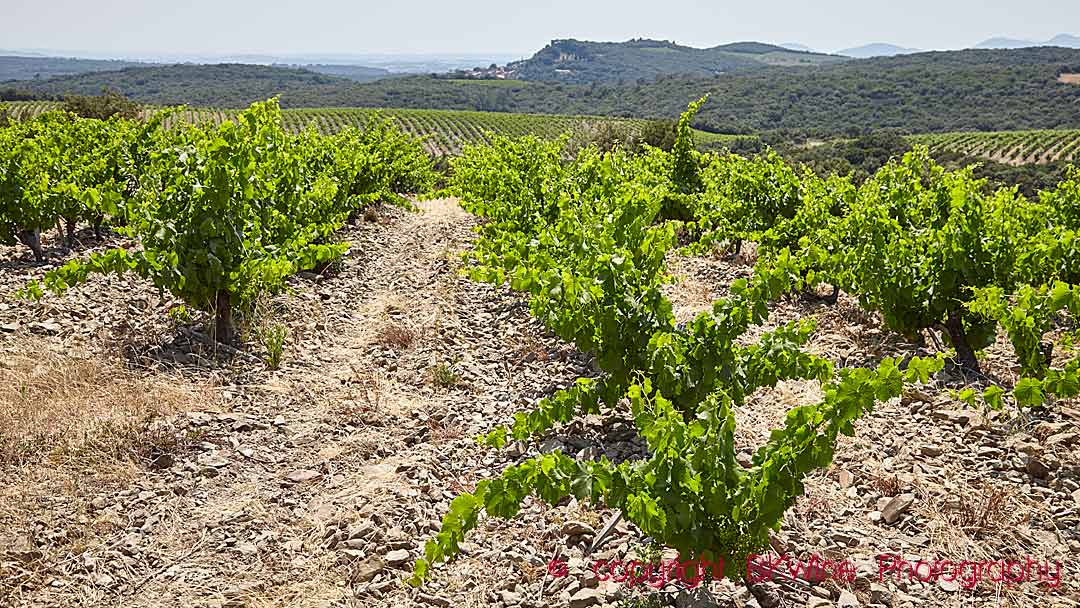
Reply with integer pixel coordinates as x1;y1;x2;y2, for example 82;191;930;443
780;43;816;53
1048;34;1080;48
974;34;1080;49
506;38;846;83
975;37;1037;49
836;43;921;58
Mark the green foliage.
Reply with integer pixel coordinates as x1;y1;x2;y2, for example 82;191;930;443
354;116;438;197
10;101;736;159
690;138;1080;385
1041;165;1080;229
779;132;913;184
911;129;1080;171
815;148;1054;369
431;362;460;387
298;116;436;214
968;281;1080;407
19;98;431;346
566;120;647;155
691;150;807;252
0;109;138;258
412;111;944;586
671;95;707;194
257;321;288;370
0;119;55;258
283;108;660;158
29;99;346;340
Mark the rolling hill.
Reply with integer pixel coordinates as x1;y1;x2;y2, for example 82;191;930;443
503;38;845;83
0;55;151;81
0;55;399;86
7;47;1080;137
4;63;355;107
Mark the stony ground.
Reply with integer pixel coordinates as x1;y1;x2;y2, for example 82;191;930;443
0;199;1077;608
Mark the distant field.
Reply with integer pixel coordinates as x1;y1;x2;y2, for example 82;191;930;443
1059;73;1080;85
3;101;735;155
909;129;1080;165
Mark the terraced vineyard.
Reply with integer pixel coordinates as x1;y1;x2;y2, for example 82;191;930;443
280;108;657;155
2;101;748;155
910;129;1080;165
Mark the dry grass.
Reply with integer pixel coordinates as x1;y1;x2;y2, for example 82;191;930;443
1058;73;1080;85
0;340;216;604
426;418;466;444
375;322;418;350
362;205;392;224
869;472;903;498
940;484;1012;538
0;339;214;468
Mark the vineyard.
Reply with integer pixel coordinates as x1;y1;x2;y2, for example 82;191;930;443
909;129;1080;165
281;108;655;155
2;100;732;156
1;99;1079;608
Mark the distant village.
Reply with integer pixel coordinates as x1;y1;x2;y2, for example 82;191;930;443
436;63;517;80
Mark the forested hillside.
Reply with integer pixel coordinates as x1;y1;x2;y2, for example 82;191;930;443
6;63;353;107
504;38;844;82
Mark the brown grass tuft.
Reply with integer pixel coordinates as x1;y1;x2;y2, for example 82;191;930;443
0;340;213;468
362;206;383;223
869;472;903;498
942;484;1012;538
375;323;418;350
426;418;465;444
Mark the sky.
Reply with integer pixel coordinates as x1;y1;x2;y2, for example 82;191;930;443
1;0;1076;59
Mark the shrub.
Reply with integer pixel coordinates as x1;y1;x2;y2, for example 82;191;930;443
62;89;141;121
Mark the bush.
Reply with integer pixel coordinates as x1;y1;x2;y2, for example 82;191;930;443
566;120;642;155
62;89;141;120
638;119;676;151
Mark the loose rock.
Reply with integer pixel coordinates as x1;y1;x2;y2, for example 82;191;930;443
881;494;915;524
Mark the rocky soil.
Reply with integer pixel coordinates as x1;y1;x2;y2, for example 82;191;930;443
1;199;1077;608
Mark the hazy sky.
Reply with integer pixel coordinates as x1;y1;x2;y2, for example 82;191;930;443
2;0;1075;57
